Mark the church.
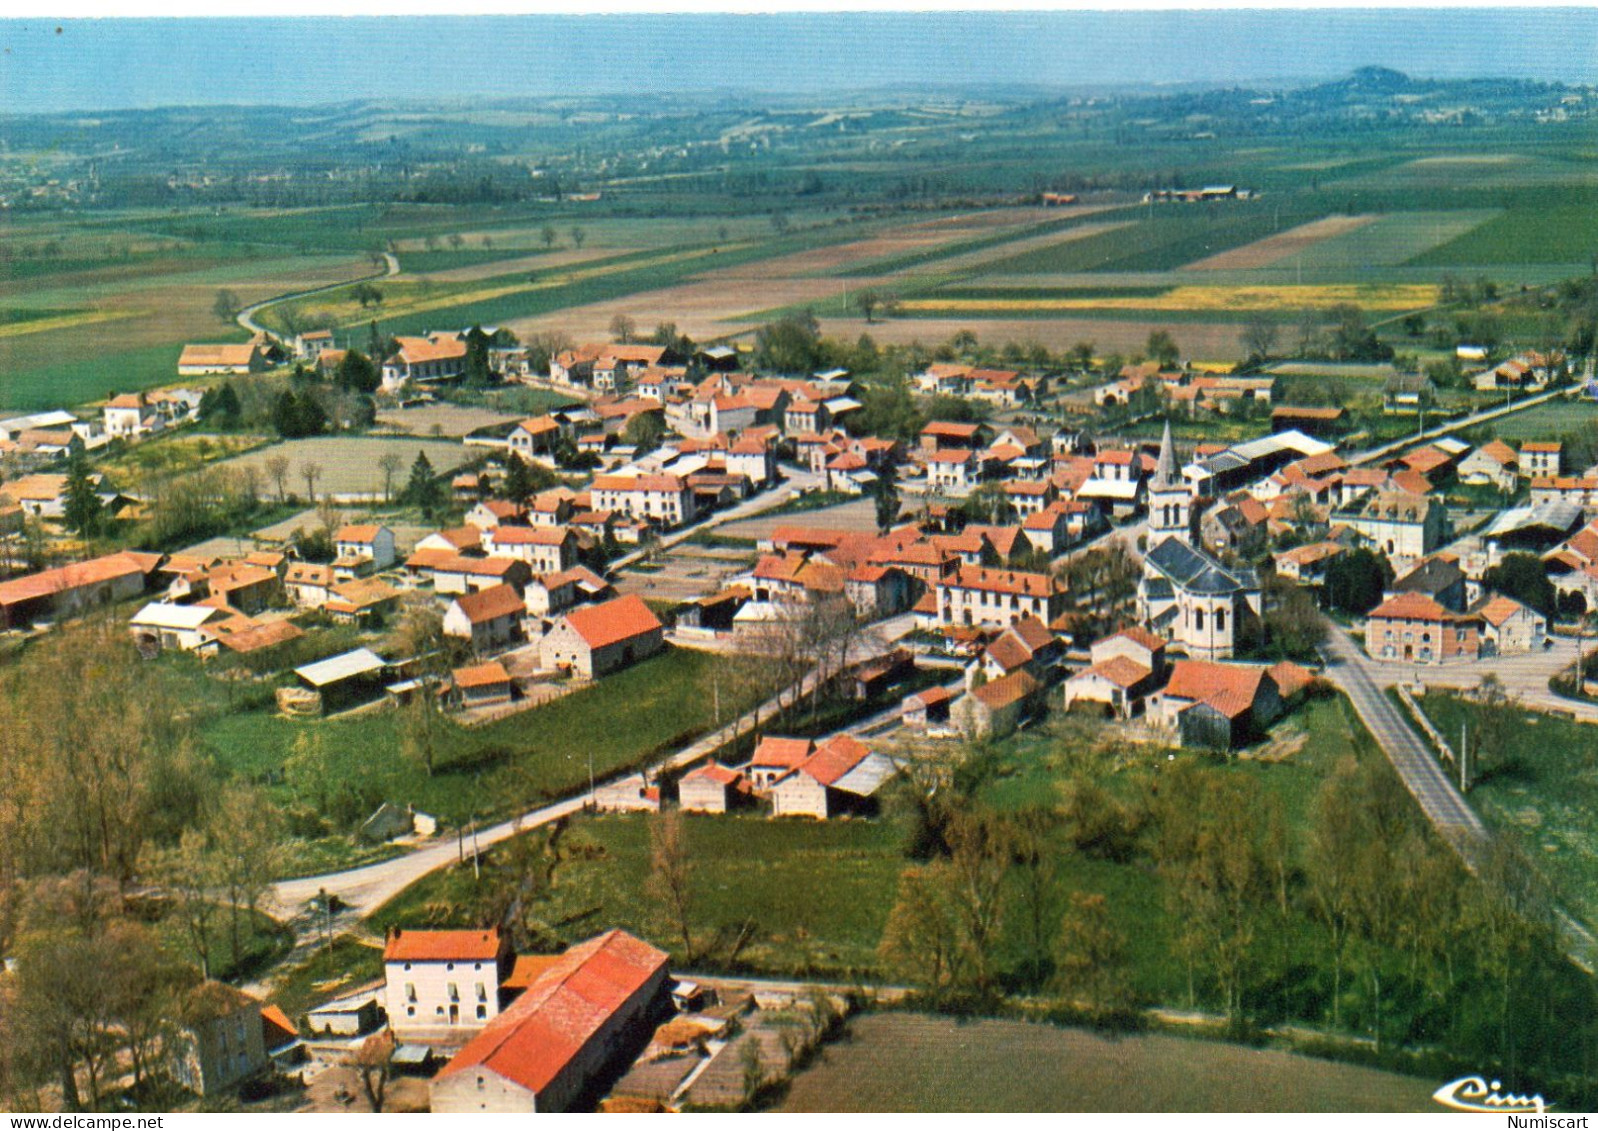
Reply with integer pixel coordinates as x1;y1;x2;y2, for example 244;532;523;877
1137;421;1263;659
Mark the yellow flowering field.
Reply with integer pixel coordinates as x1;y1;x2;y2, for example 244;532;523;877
903;283;1439;314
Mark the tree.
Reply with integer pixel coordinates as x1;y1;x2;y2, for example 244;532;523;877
569;226;586;249
299;460;323;502
347;1030;396;1112
62;455;104;539
646;810;695;962
609;314;637;344
962;482;1016;526
623;411;664;453
1146;329;1181;369
212;289;240;325
198;381;242;427
871;460;900;533
334;348;379;394
378;452;404;504
208;783;280;968
1327;304;1393;362
402;451;444;516
1482;552;1556;619
540;225;557;250
753;311;824;374
1264;579;1327;659
853;288;886;324
1054;891;1131;1013
400;680;444;778
463;325;493;388
265;454;291;502
1324;548;1393;616
879;862;966;996
1240;315;1279;363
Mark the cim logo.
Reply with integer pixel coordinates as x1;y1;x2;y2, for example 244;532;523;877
1433;1076;1550;1114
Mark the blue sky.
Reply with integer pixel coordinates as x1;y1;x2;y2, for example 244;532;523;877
3;10;1596;114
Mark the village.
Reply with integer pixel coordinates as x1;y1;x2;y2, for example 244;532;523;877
2;288;1597;1113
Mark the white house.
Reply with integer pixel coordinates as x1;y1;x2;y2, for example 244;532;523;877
483;524;576;574
384;927;513;1044
129;601;227;653
333;524;397;580
429;930;670;1114
443;584;527;653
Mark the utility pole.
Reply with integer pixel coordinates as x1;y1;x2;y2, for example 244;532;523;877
471;821;481;883
1460;720;1469;793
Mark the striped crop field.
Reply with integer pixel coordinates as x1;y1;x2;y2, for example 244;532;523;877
902;283;1440;315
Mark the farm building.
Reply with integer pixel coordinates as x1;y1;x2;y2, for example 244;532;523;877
1147;659;1288;749
678;762;749;814
430;930;671;1114
539;593;664;679
171;982;268;1097
129;601;227;654
0;550;163;629
177;343;266;376
454;661;514;707
902;685;953;728
444;584;526;654
769;734;897;820
293;648;389;713
954;670;1043;739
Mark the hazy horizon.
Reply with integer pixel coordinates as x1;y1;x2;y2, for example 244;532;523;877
3;9;1597;116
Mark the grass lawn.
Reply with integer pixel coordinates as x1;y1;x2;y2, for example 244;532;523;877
1408;692;1598;931
1478;396;1598;442
148;903;293;985
370;811;910;979
195;646;767;837
266;936;385;1022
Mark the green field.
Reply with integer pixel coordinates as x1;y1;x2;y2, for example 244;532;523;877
1477;397;1598;442
195;646;766;838
1412;201;1598;267
1410;693;1598;930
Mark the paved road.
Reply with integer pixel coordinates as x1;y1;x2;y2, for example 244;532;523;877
264;612;915;923
1318;625;1487;854
1348;384;1571;467
236;252;400;337
1391;636;1598;722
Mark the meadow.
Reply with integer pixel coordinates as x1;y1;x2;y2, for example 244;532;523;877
210;436;478;499
1410;693;1598;931
193;645;767;840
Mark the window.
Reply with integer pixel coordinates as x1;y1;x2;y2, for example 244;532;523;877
448;983;459;1001
405;983;416;1003
477;1004;488;1020
1194;608;1205;631
1215;608;1226;632
476;983;487;1001
407;1006;415;1017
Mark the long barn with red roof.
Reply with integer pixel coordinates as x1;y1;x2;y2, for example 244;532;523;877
430;929;671;1113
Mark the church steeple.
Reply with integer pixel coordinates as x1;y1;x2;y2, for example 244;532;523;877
1154;418;1177;488
1148;418;1191;545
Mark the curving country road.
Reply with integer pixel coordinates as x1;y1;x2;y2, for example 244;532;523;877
236;251;399;338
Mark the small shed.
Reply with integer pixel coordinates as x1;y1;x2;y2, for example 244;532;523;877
294;648;388;713
678;763;748;814
305;993;381;1038
453;660;514;707
903;685;953;727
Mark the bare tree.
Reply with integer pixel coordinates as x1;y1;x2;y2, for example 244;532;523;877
378;452;404;505
646;810;695;962
300;460;324;503
609;314;637;344
347;1030;396;1112
265;454;291;503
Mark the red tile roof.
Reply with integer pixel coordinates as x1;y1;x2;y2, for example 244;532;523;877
384;927;505;963
0;550;161;610
944;566;1056;598
972;669;1041;710
454;661;512;689
1082;654;1153;689
436;930;669;1096
491;525;572;546
562;593;662;650
795;734;873;787
1367;592;1456;622
1162;659;1266;709
453;583;525;624
750;736;814;770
